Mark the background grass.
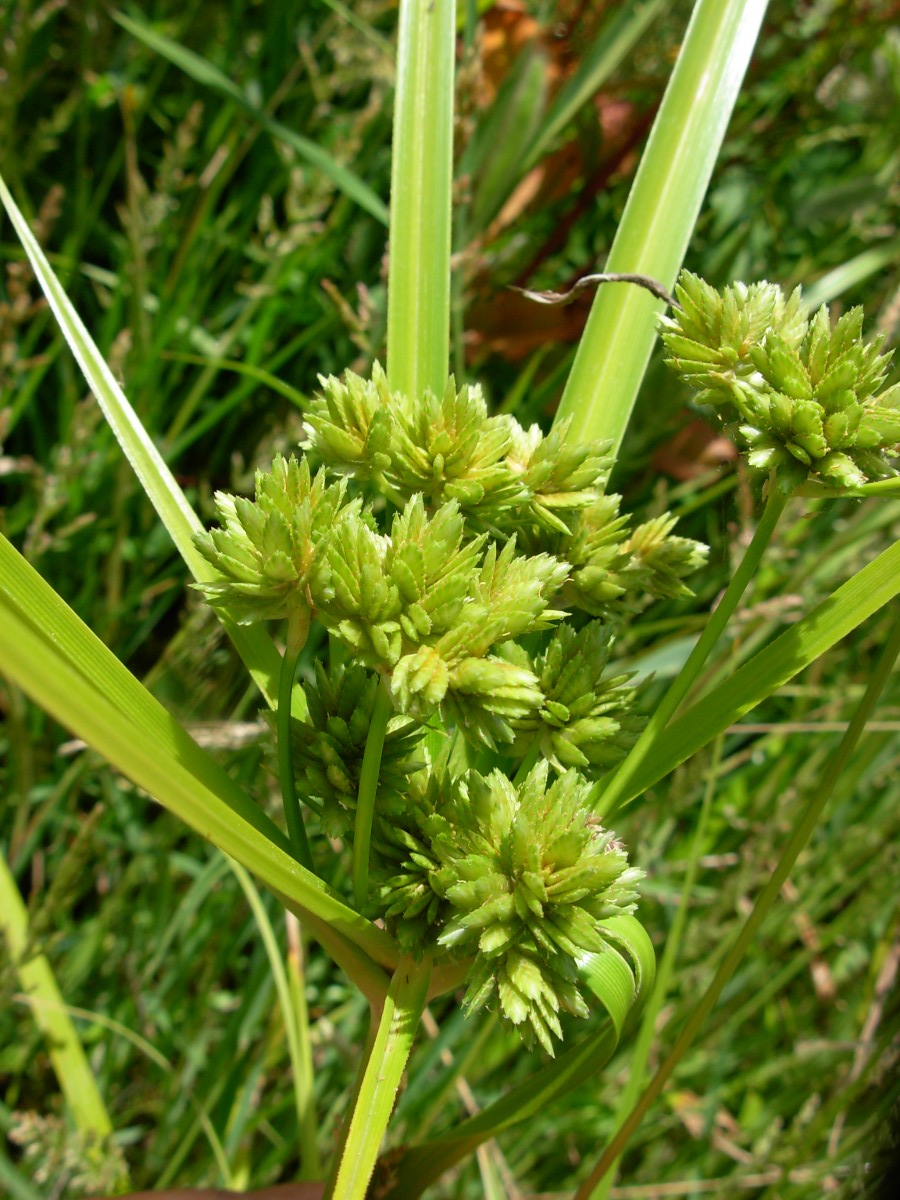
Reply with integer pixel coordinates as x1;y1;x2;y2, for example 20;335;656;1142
1;1;898;1196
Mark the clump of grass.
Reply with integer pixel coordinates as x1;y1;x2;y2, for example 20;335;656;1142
1;2;898;1198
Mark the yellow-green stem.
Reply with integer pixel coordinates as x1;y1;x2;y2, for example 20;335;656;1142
327;956;431;1200
576;612;900;1199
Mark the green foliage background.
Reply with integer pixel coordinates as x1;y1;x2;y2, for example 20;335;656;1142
1;1;898;1196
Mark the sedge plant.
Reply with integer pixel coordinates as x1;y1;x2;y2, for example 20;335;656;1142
1;1;899;1197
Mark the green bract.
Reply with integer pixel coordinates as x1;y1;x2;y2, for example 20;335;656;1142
662;272;900;491
372;760;641;1054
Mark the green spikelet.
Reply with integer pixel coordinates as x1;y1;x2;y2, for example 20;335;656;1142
193;455;354;623
304;362;395;483
560;495;707;616
307;365;613;536
512;622;644;775
505;417;612;534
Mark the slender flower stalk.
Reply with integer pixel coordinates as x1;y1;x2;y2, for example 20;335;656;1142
279;601;313;869
352;679;394;909
596;484;789;819
576;613;900;1198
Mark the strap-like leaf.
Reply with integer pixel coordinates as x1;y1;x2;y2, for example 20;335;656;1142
608;536;900;810
0;169;294;715
0;535;399;976
554;0;770;454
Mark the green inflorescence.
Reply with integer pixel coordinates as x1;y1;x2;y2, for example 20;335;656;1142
372;758;641;1054
195;365;708;1051
662;271;900;492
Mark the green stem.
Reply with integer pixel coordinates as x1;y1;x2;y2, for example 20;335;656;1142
590;736;722;1200
390;1026;620;1198
352;679;394;910
0;851;117;1148
597;484;789;819
512;741;541;786
798;476;900;499
386;0;456;398
279;606;313;870
553;0;769;453
327;956;431;1200
575;611;900;1199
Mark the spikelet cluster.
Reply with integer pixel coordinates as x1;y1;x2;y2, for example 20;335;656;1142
194;455;354;623
289;660;425;836
194;366;708;1051
662;272;900;491
372;760;641;1053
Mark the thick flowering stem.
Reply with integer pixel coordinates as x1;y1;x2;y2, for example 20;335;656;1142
597;484;790;819
279;602;313;870
352;678;394;909
327;955;431;1200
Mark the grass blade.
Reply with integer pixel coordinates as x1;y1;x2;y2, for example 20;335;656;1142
577;615;900;1198
229;861;322;1180
0;168;293;715
386;0;456;397
523;0;670;172
801;236;900;311
0;537;399;974
554;0;770;453
0;853;115;1142
113;11;388;225
590;737;723;1199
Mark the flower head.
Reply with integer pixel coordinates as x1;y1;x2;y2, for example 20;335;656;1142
662;273;900;491
373;760;641;1053
194;455;353;623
